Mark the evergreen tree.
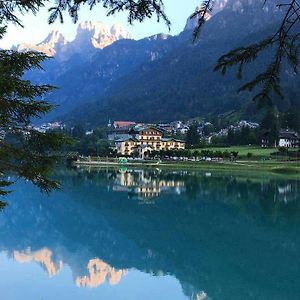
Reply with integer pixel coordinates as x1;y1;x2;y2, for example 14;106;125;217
260;109;280;146
72;125;85;139
0;24;67;199
282;107;300;132
227;128;236;145
186;123;200;148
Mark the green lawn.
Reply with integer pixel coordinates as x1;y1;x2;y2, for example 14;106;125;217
193;146;278;158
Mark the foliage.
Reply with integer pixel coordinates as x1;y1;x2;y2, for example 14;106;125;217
215;0;300;106
64;126;112;156
185;123;200;148
260;108;280;146
281;107;300;131
190;0;214;41
0;0;170;27
202;123;215;136
226;127;259;146
0;15;68;197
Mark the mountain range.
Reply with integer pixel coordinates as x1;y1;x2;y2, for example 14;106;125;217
18;0;300;126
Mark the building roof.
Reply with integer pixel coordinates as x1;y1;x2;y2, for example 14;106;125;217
115;137;138;143
134;126;164;133
113;121;136;128
279;130;299;139
161;138;185;143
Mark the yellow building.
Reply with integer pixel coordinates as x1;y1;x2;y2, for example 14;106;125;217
115;137;138;157
114;126;185;157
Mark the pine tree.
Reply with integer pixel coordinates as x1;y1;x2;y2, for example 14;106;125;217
282;107;300;131
186;123;200;148
260;109;280;146
0;24;67;200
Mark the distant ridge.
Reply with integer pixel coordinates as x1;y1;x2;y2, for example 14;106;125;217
14;21;133;59
17;1;299;125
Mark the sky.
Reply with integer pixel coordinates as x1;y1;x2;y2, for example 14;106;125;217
0;1;201;49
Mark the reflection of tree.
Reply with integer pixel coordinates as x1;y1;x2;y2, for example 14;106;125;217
1;168;300;299
0;200;6;210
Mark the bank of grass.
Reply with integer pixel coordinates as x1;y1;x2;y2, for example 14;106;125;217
74;145;300;176
192;146;277;158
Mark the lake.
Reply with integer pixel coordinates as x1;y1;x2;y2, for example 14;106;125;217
0;167;300;300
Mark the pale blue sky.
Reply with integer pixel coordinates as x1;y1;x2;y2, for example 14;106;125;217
0;1;201;49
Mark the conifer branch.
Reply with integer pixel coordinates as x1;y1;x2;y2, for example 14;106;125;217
215;0;300;106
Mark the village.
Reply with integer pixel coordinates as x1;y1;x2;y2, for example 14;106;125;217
28;117;300;161
105;119;300;158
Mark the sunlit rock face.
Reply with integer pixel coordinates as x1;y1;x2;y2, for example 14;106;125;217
72;21;133;50
16;31;67;56
13;21;132;58
14;248;64;277
75;258;128;288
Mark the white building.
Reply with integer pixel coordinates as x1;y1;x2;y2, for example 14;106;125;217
278;130;299;148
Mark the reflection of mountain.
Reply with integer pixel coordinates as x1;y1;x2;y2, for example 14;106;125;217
14;248;63;277
1;168;300;299
12;248;127;288
75;258;127;288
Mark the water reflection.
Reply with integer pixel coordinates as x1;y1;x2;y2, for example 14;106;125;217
14;248;63;277
1;167;300;299
111;168;185;202
75;258;127;287
13;248;127;288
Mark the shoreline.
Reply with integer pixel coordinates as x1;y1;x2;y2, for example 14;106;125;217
73;159;300;175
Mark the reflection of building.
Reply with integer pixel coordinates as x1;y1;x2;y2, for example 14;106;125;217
112;169;185;201
277;183;299;203
133;186;161;200
13;248;127;288
260;181;299;203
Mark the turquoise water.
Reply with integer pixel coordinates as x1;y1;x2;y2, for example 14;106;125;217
0;167;300;300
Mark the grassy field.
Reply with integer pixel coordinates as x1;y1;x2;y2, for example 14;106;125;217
193;146;288;159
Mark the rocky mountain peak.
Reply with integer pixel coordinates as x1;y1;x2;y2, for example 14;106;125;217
15;30;67;56
41;30;67;47
14;21;132;58
75;21;132;49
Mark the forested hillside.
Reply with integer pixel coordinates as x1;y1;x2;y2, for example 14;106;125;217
19;0;300;125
